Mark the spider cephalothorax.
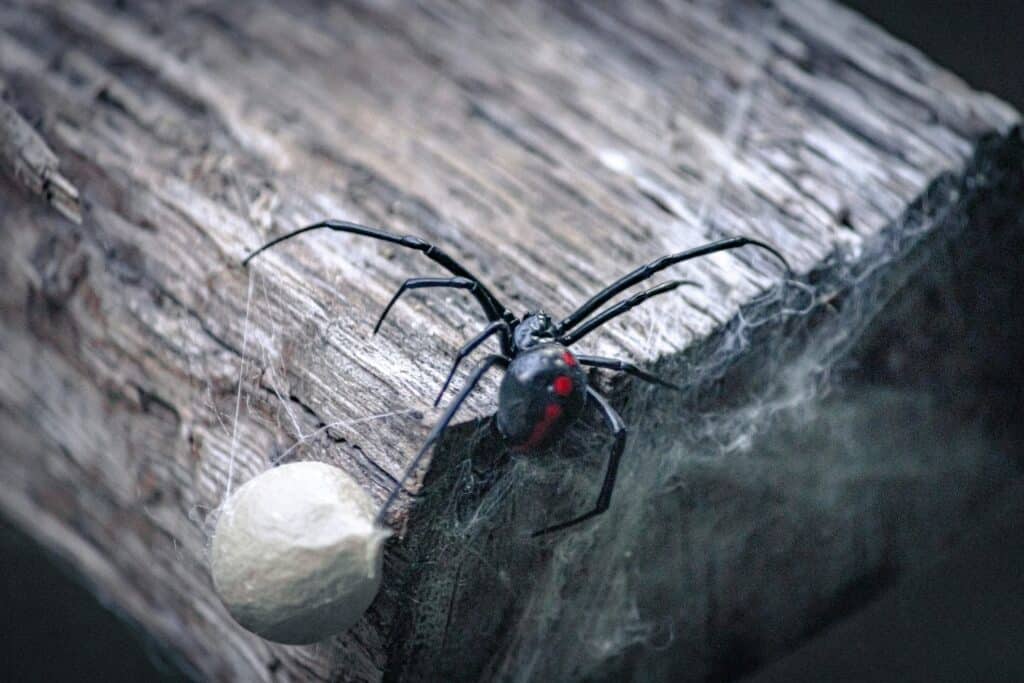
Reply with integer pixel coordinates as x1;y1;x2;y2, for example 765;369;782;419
513;311;556;350
244;220;789;535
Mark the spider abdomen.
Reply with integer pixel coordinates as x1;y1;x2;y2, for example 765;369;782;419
496;343;587;451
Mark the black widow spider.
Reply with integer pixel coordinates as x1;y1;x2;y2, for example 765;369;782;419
243;220;790;536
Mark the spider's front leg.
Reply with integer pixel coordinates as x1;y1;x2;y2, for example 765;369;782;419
533;387;626;536
373;277;515;367
558;279;701;346
243;219;511;324
374;276;481;334
555;236;790;334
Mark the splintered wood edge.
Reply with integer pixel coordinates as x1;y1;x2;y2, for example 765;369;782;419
0;99;82;224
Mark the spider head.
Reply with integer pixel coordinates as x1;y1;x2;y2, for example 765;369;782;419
514;311;556;350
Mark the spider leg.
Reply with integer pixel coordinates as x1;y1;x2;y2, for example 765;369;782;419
434;320;513;407
533;387;626;536
558;279;701;346
376;354;509;526
575;354;681;391
555;237;790;334
375;276;492;336
243;220;514;325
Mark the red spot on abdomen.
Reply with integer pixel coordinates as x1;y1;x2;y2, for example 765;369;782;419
515;403;564;451
562;351;577;366
553;375;573;397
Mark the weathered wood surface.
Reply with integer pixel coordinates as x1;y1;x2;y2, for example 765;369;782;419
0;1;1020;681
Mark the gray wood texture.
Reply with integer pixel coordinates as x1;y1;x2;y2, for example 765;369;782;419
0;1;1020;680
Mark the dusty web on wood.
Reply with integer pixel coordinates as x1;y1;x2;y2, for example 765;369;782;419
224;268;254;498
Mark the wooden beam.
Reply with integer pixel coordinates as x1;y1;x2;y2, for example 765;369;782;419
0;1;1019;680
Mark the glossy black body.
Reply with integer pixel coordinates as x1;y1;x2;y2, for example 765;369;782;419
243;220;790;535
497;342;588;449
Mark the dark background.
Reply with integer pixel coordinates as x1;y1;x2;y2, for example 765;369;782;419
2;2;1022;681
850;0;1024;112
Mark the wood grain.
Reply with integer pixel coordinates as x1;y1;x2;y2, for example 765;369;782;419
0;1;1019;680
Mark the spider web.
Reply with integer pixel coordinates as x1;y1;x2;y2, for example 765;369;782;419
386;161;1023;683
200;9;1024;683
374;23;1022;683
